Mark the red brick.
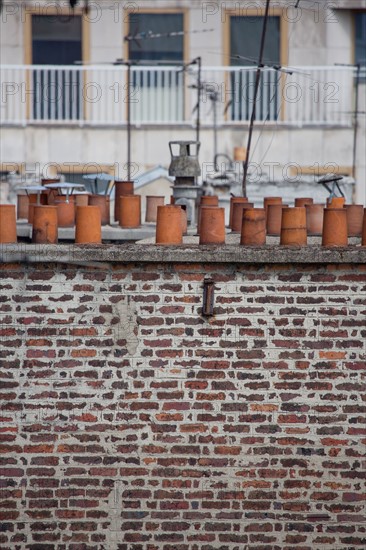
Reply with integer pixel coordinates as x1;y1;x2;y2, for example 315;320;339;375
214;446;241;455
71;349;96;358
56;510;85;519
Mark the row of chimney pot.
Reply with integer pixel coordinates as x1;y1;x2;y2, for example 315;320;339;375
16;180;167;229
190;195;366;247
1;189;366;246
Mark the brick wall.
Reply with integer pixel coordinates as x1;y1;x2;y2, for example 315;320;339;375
0;251;365;549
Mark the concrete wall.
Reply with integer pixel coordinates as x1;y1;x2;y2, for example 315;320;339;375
0;245;365;549
0;6;23;64
1;124;362;202
0;125;356;171
137;178;173;222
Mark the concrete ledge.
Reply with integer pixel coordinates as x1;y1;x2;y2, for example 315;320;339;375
1;243;366;265
17;221;156;242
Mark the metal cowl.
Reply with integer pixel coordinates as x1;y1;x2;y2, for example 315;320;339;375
168;141;201;179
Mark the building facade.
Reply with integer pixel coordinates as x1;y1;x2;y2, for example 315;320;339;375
1;0;366;201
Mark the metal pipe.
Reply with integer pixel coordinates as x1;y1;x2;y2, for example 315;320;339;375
196;56;201;145
242;0;271;197
213;92;218;166
127;61;132;181
352;63;360;180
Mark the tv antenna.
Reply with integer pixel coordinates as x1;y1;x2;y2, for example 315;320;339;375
124;28;214;47
180;57;202;144
317;174;345;199
125;27;212;145
335;63;363;179
230;53;310;76
78;26;212;177
190;81;220;165
242;0;272;197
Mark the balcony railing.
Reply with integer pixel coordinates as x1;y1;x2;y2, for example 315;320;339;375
1;64;361;127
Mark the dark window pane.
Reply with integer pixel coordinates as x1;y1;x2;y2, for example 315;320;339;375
355;12;366;66
129;13;184;63
32;15;82;65
230;16;280;65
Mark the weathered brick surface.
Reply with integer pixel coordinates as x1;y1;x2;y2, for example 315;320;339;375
0;261;365;549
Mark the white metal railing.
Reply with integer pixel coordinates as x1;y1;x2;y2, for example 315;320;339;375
1;64;362;127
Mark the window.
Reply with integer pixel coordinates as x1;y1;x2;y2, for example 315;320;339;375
31;15;83;120
32;15;82;65
230;16;280;65
128;13;184;64
127;12;185;122
229;15;282;121
355;12;366;66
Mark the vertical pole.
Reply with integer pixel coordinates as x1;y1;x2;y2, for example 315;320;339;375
196;56;201;145
242;0;271;197
352;63;360;180
126;62;132;181
213;93;218;167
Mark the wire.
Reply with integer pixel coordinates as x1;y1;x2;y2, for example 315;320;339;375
287;0;300;63
74;59;193;67
276;1;336;15
124;28;214;42
292;69;354;86
258;73;298;165
242;0;272;192
258;98;285;167
250;73;285;163
226;58;354;86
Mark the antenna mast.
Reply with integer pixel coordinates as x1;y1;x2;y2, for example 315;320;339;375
242;0;272;196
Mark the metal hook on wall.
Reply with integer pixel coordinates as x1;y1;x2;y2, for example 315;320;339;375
202;278;215;317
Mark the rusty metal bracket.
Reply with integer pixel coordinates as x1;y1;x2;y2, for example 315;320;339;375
202;277;215;316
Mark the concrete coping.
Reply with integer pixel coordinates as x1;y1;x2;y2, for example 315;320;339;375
1;243;366;265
